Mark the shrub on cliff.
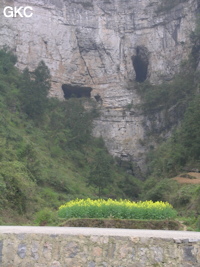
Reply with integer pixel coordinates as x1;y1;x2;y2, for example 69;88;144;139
146;95;200;179
20;61;51;121
87;150;113;198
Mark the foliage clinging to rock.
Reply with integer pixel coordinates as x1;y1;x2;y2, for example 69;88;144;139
0;48;141;224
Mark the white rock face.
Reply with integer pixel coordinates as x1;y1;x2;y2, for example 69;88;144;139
0;0;198;172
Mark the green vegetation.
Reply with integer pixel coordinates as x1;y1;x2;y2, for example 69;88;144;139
58;198;177;220
139;93;200;225
62;218;181;230
20;62;50;120
34;208;58;226
130;14;200;229
146;95;200;179
196;216;200;231
135;66;196;115
142;179;200;216
132;14;200;179
0;47;141;225
87;150;113;197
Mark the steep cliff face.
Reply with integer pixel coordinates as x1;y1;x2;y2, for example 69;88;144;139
0;0;198;172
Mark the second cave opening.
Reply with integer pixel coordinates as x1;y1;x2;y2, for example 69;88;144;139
132;46;149;83
62;84;92;99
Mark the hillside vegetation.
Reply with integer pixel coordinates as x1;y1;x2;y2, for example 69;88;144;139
138;15;200;226
0;48;141;225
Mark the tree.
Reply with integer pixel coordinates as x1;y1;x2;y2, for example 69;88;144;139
87;150;113;197
48;98;95;150
21;61;51;121
179;96;200;159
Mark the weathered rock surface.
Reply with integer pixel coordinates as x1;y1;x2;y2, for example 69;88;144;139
0;0;198;172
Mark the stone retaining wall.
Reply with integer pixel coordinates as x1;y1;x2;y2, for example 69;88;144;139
0;227;200;266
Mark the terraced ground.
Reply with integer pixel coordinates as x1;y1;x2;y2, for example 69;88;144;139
172;172;200;184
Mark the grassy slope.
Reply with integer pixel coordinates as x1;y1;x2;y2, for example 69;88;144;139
0;49;142;225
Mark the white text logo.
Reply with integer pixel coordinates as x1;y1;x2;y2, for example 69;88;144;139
3;6;33;18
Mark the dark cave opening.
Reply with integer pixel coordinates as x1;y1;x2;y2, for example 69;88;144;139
132;46;149;83
62;84;92;99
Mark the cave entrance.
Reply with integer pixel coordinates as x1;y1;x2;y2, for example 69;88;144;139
132;46;149;82
62;84;92;99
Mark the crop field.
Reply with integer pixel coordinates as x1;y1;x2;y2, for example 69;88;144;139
58;198;177;220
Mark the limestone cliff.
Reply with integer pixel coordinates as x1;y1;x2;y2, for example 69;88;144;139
0;0;198;173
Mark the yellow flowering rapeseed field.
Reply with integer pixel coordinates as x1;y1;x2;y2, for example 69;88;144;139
58;198;177;220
